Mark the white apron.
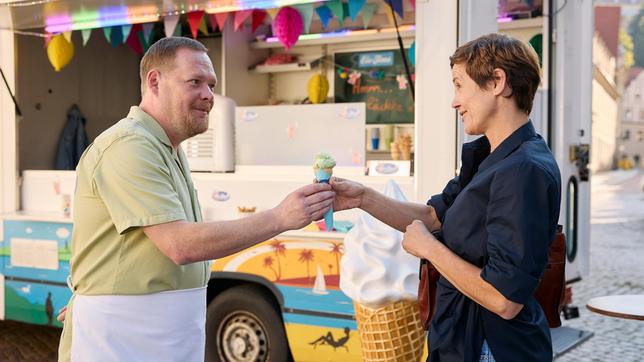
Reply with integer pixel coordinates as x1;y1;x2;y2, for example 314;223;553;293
71;286;206;362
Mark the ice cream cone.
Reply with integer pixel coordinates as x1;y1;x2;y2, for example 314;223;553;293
313;153;336;230
353;300;425;362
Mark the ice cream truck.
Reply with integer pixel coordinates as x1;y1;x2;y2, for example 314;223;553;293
0;0;593;360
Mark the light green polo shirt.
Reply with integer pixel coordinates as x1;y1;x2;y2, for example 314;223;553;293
59;106;208;361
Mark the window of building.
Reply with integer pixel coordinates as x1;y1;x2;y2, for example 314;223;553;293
625;110;632;122
638;130;643;142
623;129;630;140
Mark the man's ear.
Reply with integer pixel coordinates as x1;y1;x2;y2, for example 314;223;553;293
492;68;512;97
146;69;161;95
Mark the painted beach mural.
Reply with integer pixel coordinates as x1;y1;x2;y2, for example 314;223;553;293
1;220;72;327
211;236;361;360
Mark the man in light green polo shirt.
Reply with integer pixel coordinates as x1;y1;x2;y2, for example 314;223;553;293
57;37;334;362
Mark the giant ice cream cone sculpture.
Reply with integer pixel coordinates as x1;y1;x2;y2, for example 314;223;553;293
313;153;336;231
340;180;425;361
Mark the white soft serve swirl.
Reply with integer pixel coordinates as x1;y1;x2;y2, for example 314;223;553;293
340;180;419;308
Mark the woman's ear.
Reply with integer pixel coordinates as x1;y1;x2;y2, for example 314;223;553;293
492;68;512;97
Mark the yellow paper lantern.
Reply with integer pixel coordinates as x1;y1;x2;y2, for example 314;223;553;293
47;35;74;72
307;74;329;104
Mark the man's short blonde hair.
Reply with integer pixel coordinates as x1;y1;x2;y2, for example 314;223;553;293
140;37;208;92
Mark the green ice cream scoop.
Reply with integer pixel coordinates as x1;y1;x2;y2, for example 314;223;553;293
313;153;336;170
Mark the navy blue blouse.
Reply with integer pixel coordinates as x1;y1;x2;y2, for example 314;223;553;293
426;122;561;362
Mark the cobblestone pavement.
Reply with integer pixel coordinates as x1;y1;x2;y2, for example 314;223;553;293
558;170;644;362
0;320;60;361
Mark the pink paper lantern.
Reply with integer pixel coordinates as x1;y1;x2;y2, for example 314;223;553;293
273;7;303;50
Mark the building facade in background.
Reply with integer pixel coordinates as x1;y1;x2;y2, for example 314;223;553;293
591;5;621;172
619;68;644;167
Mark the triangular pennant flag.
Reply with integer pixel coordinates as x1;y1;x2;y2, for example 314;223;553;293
251;10;267;33
164;14;180;38
341;2;349;26
214;13;229;32
385;7;396;27
326;0;343;24
63;31;72;43
125;24;143;55
234;10;253;31
142;23;155;43
103;27;112;43
173;22;182;36
187;11;205;39
361;3;377;29
348;0;366;22
409;0;416;11
315;5;333;29
208;14;218;32
386;0;404;18
294;4;314;33
111;25;123;47
137;30;150;53
121;25;132;43
198;15;209;35
266;8;279;20
81;29;92;46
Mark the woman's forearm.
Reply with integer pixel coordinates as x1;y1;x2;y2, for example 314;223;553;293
360;187;441;232
425;240;523;320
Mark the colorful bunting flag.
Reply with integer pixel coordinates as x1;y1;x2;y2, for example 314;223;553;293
385;8;396;27
348;0;366;22
142;23;155;44
81;29;92;46
214;13;229;32
361;3;377;29
409;0;416;11
341;2;349;25
326;0;343;25
137;31;150;53
198;16;209;35
234;10;253;31
121;25;132;43
387;0;404;18
294;4;314;34
110;25;123;47
315;5;333;29
125;24;144;55
173;22;182;37
164;14;180;38
103;27;112;43
187;11;205;39
62;31;72;43
251;10;267;33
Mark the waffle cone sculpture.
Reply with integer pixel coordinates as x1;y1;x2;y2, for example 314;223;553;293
354;300;425;361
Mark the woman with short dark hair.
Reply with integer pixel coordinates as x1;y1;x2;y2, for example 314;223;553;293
332;33;560;361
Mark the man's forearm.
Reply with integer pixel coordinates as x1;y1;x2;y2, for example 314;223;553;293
151;210;285;264
360;187;441;232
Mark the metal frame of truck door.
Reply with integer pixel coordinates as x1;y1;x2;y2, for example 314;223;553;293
551;0;592;281
0;7;17;322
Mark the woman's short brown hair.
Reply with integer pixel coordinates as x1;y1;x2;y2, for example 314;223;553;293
450;33;541;114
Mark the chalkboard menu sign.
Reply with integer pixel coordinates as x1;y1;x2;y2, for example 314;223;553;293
334;49;414;124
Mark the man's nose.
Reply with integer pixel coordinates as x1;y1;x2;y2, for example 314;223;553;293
202;86;214;101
